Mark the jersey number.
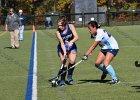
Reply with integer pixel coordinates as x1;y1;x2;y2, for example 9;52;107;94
103;30;111;38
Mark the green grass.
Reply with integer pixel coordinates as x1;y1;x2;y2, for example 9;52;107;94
0;31;33;100
0;25;140;100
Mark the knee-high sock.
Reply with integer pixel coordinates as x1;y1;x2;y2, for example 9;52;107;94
98;63;108;73
57;64;64;76
106;65;118;80
68;63;75;76
61;67;67;81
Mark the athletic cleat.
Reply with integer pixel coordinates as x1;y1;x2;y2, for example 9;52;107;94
11;46;15;49
68;80;73;85
15;46;19;49
59;80;65;87
109;79;120;84
67;75;73;85
101;72;107;80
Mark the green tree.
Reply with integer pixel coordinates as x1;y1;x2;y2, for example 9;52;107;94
15;0;32;14
57;0;72;13
43;0;73;13
0;0;77;15
97;0;107;7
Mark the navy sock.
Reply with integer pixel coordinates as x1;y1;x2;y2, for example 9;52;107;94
61;67;67;81
68;63;75;76
98;63;108;73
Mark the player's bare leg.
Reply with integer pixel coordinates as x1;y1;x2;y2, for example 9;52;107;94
95;51;108;80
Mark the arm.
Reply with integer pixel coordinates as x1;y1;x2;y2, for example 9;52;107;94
56;31;67;57
5;16;8;31
69;24;79;46
85;40;100;56
5;24;8;31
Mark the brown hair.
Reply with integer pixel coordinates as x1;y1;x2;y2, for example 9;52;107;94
57;15;68;26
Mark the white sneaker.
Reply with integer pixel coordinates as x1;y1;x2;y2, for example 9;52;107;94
109;79;120;84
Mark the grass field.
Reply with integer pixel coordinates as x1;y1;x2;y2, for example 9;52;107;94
0;25;140;100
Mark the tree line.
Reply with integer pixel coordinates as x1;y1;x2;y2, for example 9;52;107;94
0;0;73;16
0;0;140;16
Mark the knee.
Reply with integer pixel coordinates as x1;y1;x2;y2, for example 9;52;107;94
95;61;101;68
69;55;76;64
103;62;109;67
69;61;75;65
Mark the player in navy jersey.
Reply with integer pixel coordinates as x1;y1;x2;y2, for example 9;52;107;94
82;21;120;84
56;15;78;86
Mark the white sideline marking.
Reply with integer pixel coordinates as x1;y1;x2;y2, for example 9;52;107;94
32;32;37;100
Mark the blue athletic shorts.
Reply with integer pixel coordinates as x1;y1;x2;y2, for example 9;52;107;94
100;49;119;56
57;43;77;56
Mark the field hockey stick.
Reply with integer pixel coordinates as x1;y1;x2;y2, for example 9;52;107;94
48;54;68;82
56;57;67;75
48;60;83;82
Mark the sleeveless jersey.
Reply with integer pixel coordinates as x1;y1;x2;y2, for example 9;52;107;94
58;24;74;43
57;24;77;53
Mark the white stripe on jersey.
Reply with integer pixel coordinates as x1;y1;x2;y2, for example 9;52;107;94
95;29;119;49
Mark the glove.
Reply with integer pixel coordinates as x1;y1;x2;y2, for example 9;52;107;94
82;55;88;60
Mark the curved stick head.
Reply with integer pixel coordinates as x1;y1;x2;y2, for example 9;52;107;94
135;61;140;67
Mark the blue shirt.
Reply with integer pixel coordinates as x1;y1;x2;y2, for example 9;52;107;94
19;14;25;25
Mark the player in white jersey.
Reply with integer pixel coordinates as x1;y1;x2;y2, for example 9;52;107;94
82;21;120;84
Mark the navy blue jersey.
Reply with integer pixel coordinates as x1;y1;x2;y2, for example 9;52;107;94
57;24;77;54
58;24;74;44
19;15;25;25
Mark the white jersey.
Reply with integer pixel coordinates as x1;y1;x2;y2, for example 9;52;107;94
95;29;119;50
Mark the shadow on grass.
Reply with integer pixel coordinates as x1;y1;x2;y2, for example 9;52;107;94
78;79;110;84
4;46;20;49
3;46;12;49
131;86;140;92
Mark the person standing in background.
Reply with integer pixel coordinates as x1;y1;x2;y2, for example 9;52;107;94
5;8;21;49
18;9;25;41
